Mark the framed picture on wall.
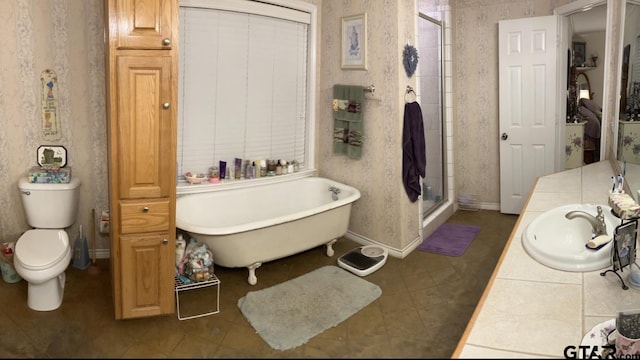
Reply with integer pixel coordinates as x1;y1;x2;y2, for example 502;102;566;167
341;13;367;70
573;41;586;67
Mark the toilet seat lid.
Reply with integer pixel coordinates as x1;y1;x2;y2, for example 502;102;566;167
15;229;69;270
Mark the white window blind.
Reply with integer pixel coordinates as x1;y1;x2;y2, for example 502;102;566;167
178;4;309;177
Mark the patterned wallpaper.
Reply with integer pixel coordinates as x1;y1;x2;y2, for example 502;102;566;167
0;0;610;257
318;0;420;252
0;0;108;252
452;0;572;208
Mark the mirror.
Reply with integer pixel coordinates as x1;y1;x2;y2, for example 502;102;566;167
565;4;606;166
571;67;602;164
576;71;591;99
617;1;640;201
567;67;594;118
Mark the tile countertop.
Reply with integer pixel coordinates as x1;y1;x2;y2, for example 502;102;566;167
453;160;640;358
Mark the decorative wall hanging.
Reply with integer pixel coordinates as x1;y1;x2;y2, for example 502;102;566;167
341;13;367;70
40;69;61;141
37;145;67;168
572;41;586;67
600;220;638;290
403;44;419;78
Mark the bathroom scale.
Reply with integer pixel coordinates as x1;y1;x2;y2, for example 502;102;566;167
337;245;388;276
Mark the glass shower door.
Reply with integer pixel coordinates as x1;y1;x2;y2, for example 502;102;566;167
417;13;445;218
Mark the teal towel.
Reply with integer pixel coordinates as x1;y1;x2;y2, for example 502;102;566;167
333;85;365;159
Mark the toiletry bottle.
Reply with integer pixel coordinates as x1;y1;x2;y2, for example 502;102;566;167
234;158;242;180
261;160;267;176
244;160;251;179
219;161;227;180
253;160;260;178
249;161;256;179
209;166;219;179
276;160;283;175
267;159;276;172
175;234;186;267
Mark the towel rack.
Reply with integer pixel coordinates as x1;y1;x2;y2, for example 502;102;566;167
363;84;382;102
405;85;416;102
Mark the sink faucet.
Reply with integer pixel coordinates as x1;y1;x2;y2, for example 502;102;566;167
565;205;608;238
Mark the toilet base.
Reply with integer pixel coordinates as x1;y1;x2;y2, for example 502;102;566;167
27;272;66;311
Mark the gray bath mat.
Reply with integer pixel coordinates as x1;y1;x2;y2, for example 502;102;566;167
237;265;382;351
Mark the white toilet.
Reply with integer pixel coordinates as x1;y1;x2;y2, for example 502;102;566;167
14;177;81;311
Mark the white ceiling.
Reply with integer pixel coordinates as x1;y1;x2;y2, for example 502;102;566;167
570;4;607;34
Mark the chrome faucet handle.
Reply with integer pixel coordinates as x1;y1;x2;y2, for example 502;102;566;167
595;206;607;236
596;206;604;220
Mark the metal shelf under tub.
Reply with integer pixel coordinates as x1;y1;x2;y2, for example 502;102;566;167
175;273;220;320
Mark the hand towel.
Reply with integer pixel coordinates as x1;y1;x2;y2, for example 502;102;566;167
333;85;365;159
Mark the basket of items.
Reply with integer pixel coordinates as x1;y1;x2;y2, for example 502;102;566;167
176;238;215;283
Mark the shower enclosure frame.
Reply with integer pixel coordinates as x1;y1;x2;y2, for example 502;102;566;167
417;12;447;219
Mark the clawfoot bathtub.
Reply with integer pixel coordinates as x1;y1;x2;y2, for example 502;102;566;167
176;176;361;284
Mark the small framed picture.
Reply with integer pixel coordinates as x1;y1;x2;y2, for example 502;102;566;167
613;220;637;271
37;145;67;168
573;41;586;67
341;13;367;70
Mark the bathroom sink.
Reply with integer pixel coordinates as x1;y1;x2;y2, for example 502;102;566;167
522;204;619;272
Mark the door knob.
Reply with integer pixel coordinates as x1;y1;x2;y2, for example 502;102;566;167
162;38;171;46
162;238;168;245
163;102;170;109
501;132;508;140
143;207;149;213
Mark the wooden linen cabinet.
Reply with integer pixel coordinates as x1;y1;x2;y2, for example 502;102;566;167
105;0;178;319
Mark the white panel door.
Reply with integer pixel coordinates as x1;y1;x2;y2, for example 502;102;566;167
499;15;559;214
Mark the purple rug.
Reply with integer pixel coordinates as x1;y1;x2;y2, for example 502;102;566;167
418;223;481;256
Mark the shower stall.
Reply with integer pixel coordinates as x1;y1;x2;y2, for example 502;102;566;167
417;12;446;218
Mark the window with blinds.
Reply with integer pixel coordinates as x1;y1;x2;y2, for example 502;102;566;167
177;1;312;178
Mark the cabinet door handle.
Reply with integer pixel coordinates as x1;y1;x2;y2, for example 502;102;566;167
162;238;168;245
163;102;170;109
142;206;149;213
162;38;171;46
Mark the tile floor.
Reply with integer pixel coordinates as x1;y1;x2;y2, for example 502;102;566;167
0;209;517;358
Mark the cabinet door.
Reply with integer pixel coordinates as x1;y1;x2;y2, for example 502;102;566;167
117;55;174;199
120;233;174;318
114;0;175;49
565;123;585;169
620;122;640;165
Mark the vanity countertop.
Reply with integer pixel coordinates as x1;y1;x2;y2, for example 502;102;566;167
453;160;640;358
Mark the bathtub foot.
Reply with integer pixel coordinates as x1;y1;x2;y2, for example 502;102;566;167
247;262;262;285
325;239;337;257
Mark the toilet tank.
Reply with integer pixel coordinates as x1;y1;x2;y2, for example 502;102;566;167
18;177;81;229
